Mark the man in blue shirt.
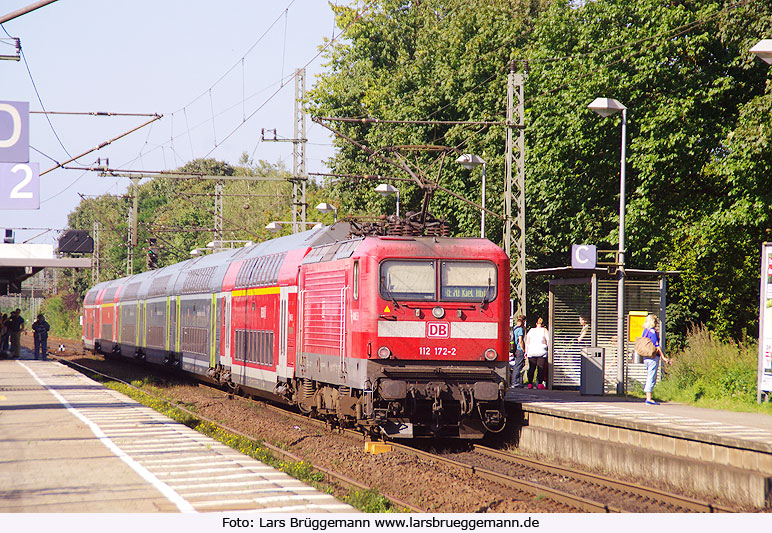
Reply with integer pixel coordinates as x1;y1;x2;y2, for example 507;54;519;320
641;314;671;405
510;315;526;388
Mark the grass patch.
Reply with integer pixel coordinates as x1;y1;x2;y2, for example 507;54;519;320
652;327;772;414
344;488;397;513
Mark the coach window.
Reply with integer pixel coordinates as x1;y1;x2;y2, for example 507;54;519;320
440;261;497;302
380;260;436;301
353;261;359;300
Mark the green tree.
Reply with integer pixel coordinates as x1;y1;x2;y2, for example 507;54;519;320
309;0;543;236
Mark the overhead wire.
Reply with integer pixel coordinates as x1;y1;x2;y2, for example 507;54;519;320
121;3;377;171
124;73;293;170
1;22;79;163
176;0;299;114
201;2;378;159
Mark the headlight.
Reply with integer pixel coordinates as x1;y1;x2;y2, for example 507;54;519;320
484;348;497;361
432;306;445;319
377;346;391;359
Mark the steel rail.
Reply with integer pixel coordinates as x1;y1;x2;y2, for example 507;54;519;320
473;444;734;513
387;442;618;513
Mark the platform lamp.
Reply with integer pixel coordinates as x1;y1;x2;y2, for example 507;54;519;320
456;154;487;238
750;39;772;64
265;221;282;233
374;184;399;218
588;97;628;395
316;202;338;223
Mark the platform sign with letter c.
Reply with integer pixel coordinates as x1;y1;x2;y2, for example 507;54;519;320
571;244;597;270
0;101;29;163
0;162;40;209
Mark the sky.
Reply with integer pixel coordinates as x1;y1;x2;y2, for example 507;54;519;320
0;0;341;246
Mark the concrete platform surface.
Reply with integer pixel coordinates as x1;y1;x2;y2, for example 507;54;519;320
0;351;355;513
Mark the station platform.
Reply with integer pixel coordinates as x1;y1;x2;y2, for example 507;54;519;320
505;387;772;452
504;387;772;508
0;348;355;513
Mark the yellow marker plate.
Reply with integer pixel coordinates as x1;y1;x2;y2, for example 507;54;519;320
383;305;391;313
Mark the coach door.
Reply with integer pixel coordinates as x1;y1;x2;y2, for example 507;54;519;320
278;287;290;378
165;297;171;352
113;304;119;342
222;292;232;365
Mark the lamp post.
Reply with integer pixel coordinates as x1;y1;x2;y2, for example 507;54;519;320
456;154;487;238
588;97;627;395
750;39;772;64
375;184;399;218
750;39;771;403
316;202;338;223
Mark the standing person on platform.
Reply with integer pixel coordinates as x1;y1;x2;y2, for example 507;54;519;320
0;313;9;355
32;314;50;360
641;314;670;405
509;315;526;388
8;309;24;359
577;316;590;346
525;317;549;389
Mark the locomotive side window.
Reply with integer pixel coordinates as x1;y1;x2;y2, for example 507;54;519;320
353;261;359;301
380;260;435;301
440;261;497;302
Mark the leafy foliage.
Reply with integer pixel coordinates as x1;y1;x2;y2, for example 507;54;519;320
309;0;542;235
39;293;81;339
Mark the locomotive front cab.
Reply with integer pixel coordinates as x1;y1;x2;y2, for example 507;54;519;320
364;238;510;438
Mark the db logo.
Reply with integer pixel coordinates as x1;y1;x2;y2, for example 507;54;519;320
426;322;449;338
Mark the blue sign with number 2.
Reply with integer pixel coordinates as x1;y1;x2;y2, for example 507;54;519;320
0;162;40;209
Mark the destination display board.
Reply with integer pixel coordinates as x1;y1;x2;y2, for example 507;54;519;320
441;286;490;300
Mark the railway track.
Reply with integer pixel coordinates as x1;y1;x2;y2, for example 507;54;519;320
438;445;735;513
53;350;739;513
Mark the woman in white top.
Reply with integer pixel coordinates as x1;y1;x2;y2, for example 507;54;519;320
525;317;549;389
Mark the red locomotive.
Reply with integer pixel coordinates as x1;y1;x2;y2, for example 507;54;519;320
82;224;510;438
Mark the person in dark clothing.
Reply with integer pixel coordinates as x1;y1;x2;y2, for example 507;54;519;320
509;315;526;388
0;313;9;354
8;309;24;359
32;314;50;360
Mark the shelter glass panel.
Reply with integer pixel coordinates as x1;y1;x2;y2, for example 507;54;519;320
551;282;591;388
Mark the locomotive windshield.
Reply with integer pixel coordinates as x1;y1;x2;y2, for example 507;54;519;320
379;259;497;302
380;260;436;301
440;261;497;302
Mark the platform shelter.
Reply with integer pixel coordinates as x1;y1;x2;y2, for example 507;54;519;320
527;266;677;394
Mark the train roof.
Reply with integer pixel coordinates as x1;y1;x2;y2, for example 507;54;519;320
84;223;353;302
83;226;509;304
355;235;508;262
